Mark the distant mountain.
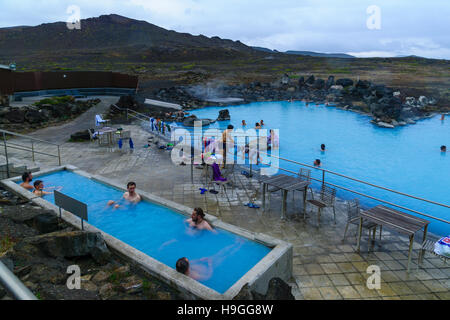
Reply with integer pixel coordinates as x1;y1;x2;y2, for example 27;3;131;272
0;14;261;61
252;47;354;58
285;51;355;58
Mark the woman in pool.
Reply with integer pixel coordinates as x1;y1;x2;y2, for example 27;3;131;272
242;120;247;126
32;180;61;196
255;122;261;129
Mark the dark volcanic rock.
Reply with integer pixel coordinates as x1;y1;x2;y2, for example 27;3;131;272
217;109;230;121
70;130;91;141
264;277;295;300
28;213;60;234
313;79;325;89
24;109;49;123
305;75;315;85
24;231;111;265
5;108;25;123
233;277;294;300
298;76;305;87
326;76;335;89
336;78;354;87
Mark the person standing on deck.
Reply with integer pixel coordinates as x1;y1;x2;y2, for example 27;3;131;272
221;124;234;168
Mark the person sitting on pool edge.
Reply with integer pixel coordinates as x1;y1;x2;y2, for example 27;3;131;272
186;207;215;232
107;181;141;209
314;159;321;167
32;180;56;197
20;171;33;191
441;145;447;152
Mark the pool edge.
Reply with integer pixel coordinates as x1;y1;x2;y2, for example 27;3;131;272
1;165;293;300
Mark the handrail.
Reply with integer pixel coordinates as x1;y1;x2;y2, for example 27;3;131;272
258;150;450;210
0;129;62;176
258;160;450;225
0;129;60;146
0;261;37;300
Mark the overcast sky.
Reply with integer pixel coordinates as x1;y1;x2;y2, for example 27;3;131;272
1;0;449;59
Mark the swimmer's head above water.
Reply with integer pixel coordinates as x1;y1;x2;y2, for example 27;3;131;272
441;145;447;152
191;207;205;223
176;257;189;275
127;181;137;194
22;171;32;183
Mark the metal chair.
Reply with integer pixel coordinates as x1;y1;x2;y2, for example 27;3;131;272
206;164;233;195
419;235;449;266
306;184;336;227
293;168;314;199
342;199;379;243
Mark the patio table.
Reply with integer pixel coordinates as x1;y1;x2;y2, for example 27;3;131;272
261;173;310;219
356;205;430;272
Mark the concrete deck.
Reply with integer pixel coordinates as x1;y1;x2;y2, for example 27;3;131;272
1;98;449;300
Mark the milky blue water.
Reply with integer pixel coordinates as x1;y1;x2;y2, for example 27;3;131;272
21;170;270;294
186;101;450;236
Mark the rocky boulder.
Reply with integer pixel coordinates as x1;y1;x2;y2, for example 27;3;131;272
183;115;212;127
233;277;294;300
70;130;91;141
217;109;231;121
305;75;315;86
4;108;25;123
313;79;325;89
23;231;111;265
336;78;354;87
24;109;49;124
325;76;335;89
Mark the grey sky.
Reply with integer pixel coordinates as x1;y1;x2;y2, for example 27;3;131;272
1;0;449;59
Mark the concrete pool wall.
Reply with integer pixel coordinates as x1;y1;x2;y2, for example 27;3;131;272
1;165;293;300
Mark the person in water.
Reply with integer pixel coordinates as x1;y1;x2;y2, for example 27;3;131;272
186;207;214;232
441;145;447;152
242;120;247;126
176;257;213;281
314;159;321;167
107;181;141;209
175;239;244;281
20;171;34;191
32;180;56;197
260;120;265;126
320;144;326;152
255;122;262;129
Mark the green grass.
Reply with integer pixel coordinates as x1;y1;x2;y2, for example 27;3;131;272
182;63;196;70
33;96;75;107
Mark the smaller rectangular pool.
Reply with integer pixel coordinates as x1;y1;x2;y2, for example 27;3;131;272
3;165;292;299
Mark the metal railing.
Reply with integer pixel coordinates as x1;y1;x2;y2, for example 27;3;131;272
0;261;37;300
256;150;450;225
104;107;450;226
1;129;62;178
110;104;174;140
